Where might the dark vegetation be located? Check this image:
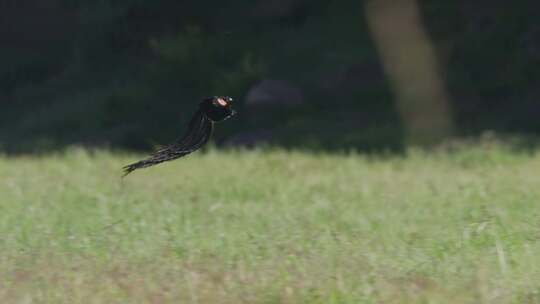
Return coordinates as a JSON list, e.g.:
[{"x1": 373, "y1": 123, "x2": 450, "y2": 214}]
[{"x1": 1, "y1": 0, "x2": 539, "y2": 153}]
